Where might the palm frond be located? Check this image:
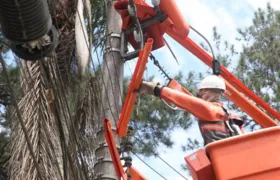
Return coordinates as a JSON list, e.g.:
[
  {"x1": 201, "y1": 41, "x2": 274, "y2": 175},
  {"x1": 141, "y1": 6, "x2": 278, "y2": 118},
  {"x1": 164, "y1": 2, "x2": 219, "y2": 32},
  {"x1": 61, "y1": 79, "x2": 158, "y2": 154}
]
[{"x1": 9, "y1": 60, "x2": 63, "y2": 180}]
